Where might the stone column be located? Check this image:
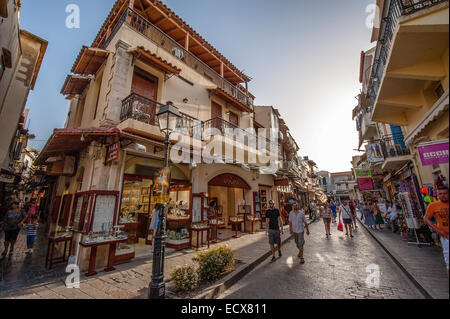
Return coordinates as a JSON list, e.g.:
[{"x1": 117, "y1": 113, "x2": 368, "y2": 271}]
[{"x1": 102, "y1": 40, "x2": 132, "y2": 125}]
